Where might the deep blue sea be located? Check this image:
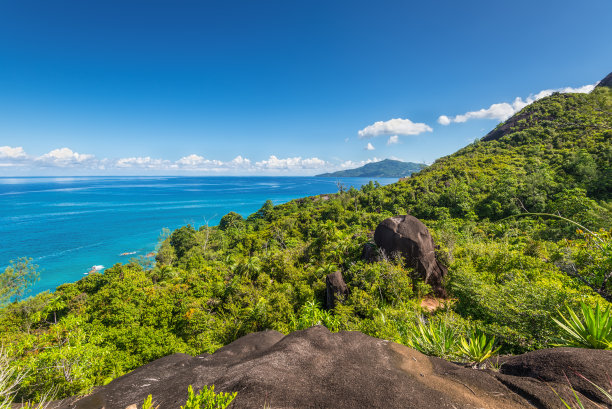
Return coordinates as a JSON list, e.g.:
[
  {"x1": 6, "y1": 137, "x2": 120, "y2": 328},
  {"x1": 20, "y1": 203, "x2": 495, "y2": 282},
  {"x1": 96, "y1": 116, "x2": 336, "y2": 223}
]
[{"x1": 0, "y1": 176, "x2": 395, "y2": 296}]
